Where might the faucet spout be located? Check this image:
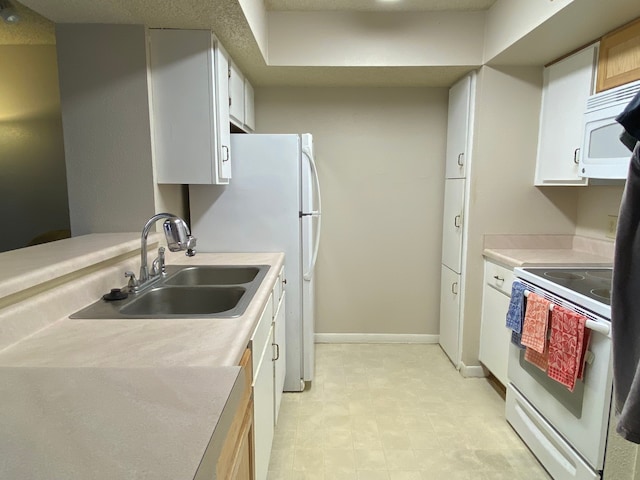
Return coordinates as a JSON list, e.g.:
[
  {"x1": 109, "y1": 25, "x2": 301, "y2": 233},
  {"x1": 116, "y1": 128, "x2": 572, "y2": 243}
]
[{"x1": 138, "y1": 213, "x2": 196, "y2": 287}]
